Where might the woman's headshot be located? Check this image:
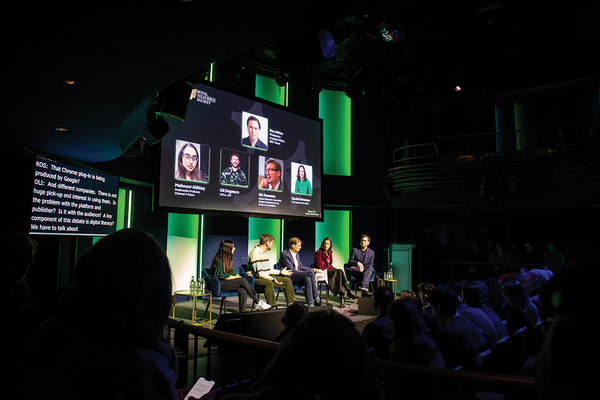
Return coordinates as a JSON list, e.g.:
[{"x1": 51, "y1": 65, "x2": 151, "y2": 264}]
[
  {"x1": 293, "y1": 163, "x2": 312, "y2": 196},
  {"x1": 175, "y1": 141, "x2": 204, "y2": 182}
]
